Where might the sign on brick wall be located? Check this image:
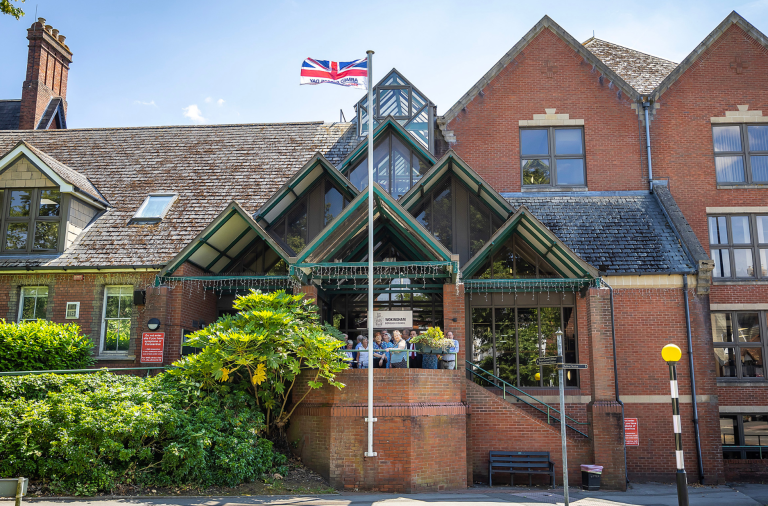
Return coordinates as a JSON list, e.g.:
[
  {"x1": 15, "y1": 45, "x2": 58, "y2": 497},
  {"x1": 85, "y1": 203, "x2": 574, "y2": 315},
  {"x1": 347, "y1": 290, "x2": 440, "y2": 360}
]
[
  {"x1": 141, "y1": 332, "x2": 165, "y2": 363},
  {"x1": 625, "y1": 418, "x2": 639, "y2": 446}
]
